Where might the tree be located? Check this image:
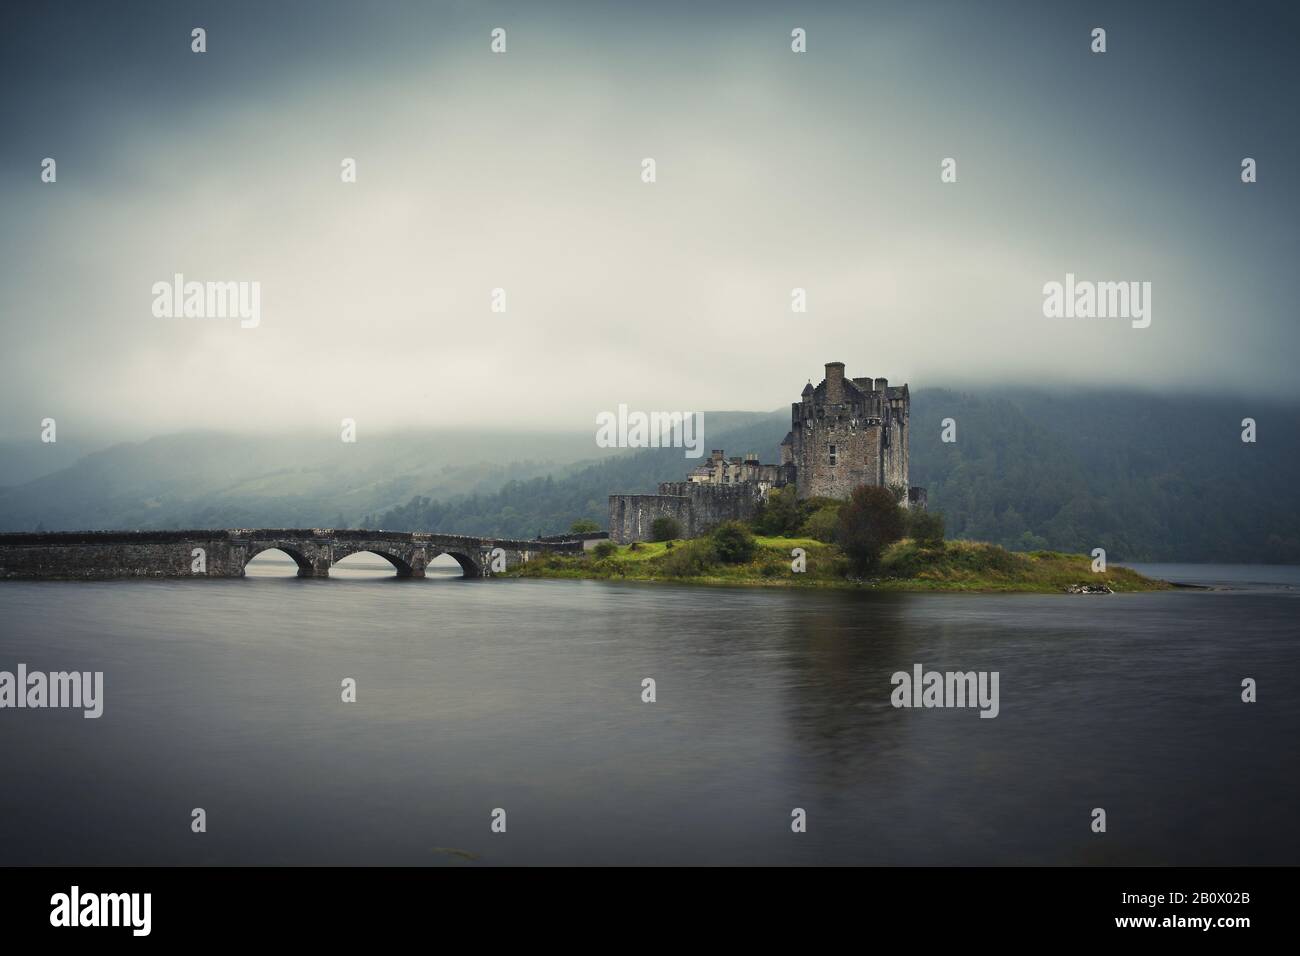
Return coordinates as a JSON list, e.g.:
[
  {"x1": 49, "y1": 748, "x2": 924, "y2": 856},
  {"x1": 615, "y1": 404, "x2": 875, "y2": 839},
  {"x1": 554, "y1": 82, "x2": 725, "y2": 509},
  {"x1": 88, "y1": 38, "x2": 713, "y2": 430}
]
[
  {"x1": 907, "y1": 509, "x2": 945, "y2": 547},
  {"x1": 836, "y1": 485, "x2": 907, "y2": 575},
  {"x1": 710, "y1": 521, "x2": 757, "y2": 564},
  {"x1": 753, "y1": 486, "x2": 802, "y2": 536},
  {"x1": 569, "y1": 518, "x2": 601, "y2": 534},
  {"x1": 650, "y1": 516, "x2": 683, "y2": 541}
]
